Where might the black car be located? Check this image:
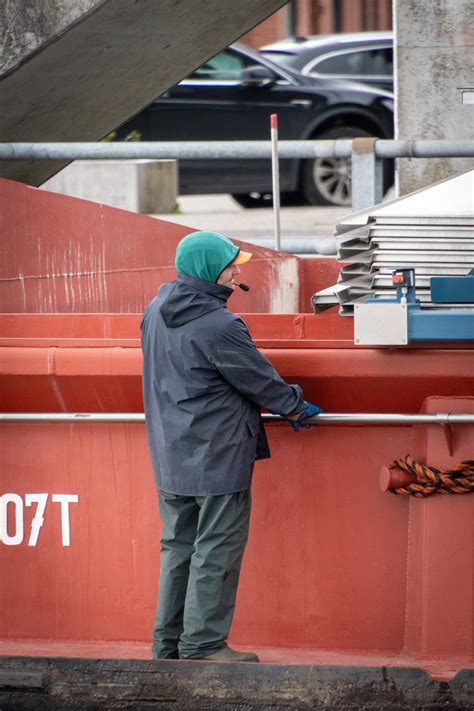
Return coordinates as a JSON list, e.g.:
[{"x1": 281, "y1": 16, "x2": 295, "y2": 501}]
[
  {"x1": 115, "y1": 43, "x2": 394, "y2": 207},
  {"x1": 260, "y1": 32, "x2": 393, "y2": 92}
]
